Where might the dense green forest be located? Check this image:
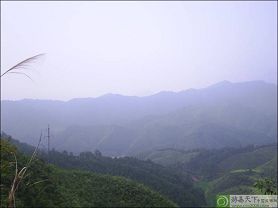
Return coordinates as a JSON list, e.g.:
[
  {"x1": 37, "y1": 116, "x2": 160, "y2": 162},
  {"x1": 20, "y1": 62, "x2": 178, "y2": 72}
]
[
  {"x1": 2, "y1": 134, "x2": 205, "y2": 207},
  {"x1": 1, "y1": 137, "x2": 177, "y2": 207},
  {"x1": 137, "y1": 144, "x2": 277, "y2": 206},
  {"x1": 2, "y1": 133, "x2": 277, "y2": 207}
]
